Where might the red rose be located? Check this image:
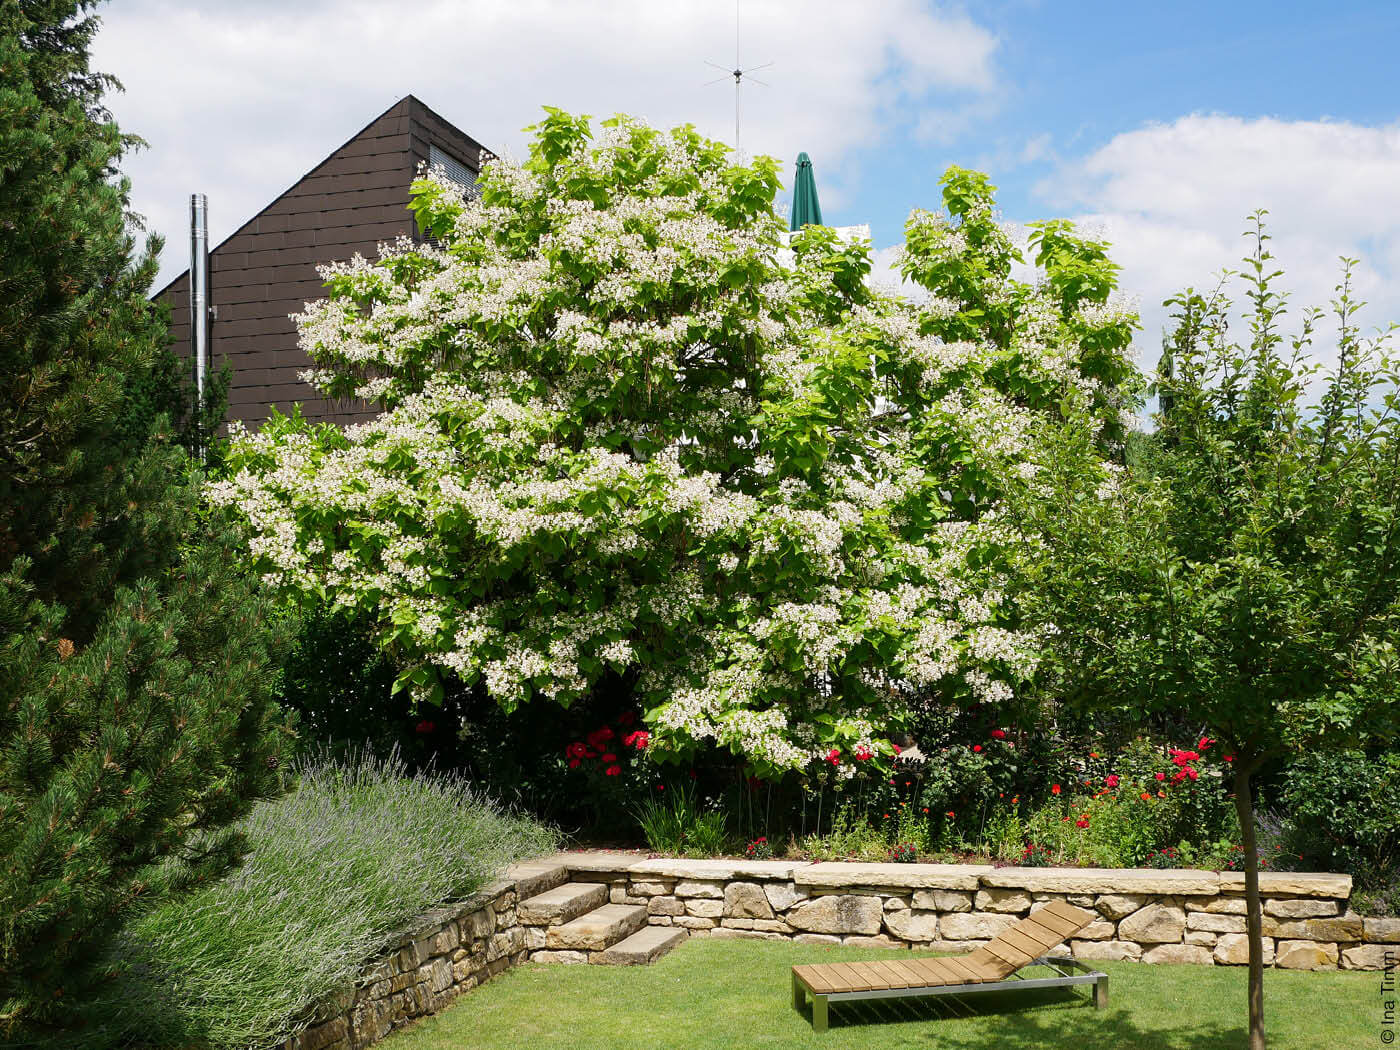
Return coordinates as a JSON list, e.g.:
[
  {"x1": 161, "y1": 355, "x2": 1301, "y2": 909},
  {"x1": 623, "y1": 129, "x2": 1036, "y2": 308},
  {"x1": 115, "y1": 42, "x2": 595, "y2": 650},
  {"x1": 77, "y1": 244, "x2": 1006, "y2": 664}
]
[
  {"x1": 826, "y1": 748, "x2": 840, "y2": 766},
  {"x1": 1075, "y1": 818, "x2": 1090, "y2": 829},
  {"x1": 601, "y1": 753, "x2": 617, "y2": 763},
  {"x1": 1155, "y1": 772, "x2": 1166, "y2": 781},
  {"x1": 605, "y1": 765, "x2": 621, "y2": 776},
  {"x1": 1051, "y1": 784, "x2": 1061, "y2": 795},
  {"x1": 972, "y1": 745, "x2": 982, "y2": 753},
  {"x1": 990, "y1": 729, "x2": 1006, "y2": 739},
  {"x1": 1104, "y1": 775, "x2": 1119, "y2": 788}
]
